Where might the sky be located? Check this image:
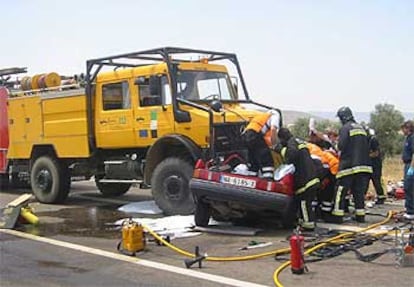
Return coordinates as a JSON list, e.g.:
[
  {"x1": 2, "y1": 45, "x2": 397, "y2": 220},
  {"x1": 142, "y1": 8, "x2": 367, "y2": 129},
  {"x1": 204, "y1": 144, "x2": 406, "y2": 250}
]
[{"x1": 1, "y1": 0, "x2": 413, "y2": 113}]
